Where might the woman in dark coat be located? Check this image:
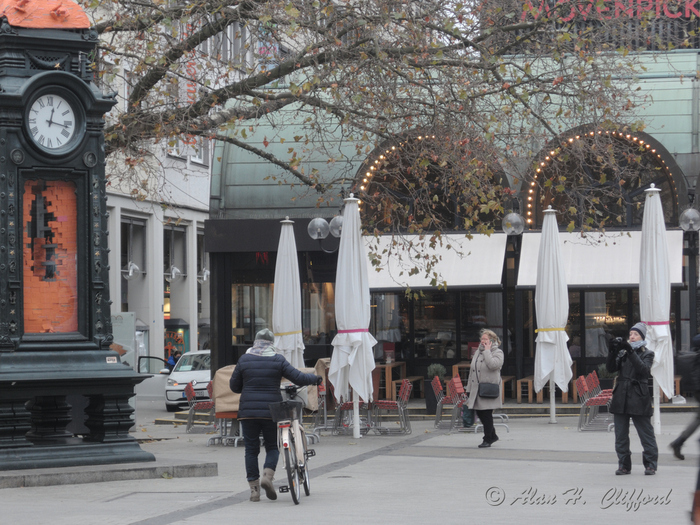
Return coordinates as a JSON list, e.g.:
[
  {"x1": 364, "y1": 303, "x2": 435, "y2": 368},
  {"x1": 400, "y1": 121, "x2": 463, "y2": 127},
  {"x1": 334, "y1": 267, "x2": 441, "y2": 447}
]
[
  {"x1": 230, "y1": 329, "x2": 321, "y2": 502},
  {"x1": 606, "y1": 322, "x2": 658, "y2": 475}
]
